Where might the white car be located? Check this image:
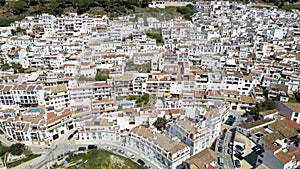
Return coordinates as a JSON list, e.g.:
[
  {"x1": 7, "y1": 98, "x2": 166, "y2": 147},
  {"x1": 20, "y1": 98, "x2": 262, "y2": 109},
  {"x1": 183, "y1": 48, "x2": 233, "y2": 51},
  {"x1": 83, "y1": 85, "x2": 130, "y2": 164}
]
[
  {"x1": 103, "y1": 146, "x2": 110, "y2": 150},
  {"x1": 130, "y1": 154, "x2": 135, "y2": 159}
]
